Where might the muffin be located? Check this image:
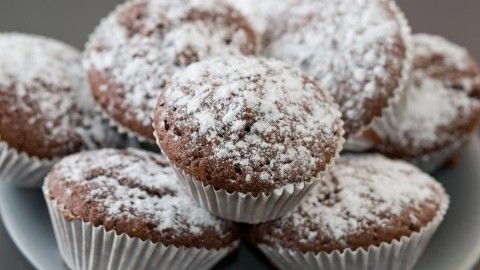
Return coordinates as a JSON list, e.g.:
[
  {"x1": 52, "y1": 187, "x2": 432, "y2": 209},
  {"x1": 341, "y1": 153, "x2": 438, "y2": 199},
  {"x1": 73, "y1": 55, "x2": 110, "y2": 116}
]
[
  {"x1": 153, "y1": 56, "x2": 344, "y2": 223},
  {"x1": 83, "y1": 0, "x2": 259, "y2": 144},
  {"x1": 250, "y1": 154, "x2": 449, "y2": 270},
  {"x1": 373, "y1": 34, "x2": 480, "y2": 172},
  {"x1": 43, "y1": 148, "x2": 238, "y2": 270},
  {"x1": 0, "y1": 33, "x2": 121, "y2": 187},
  {"x1": 264, "y1": 0, "x2": 412, "y2": 149}
]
